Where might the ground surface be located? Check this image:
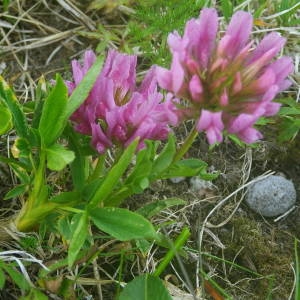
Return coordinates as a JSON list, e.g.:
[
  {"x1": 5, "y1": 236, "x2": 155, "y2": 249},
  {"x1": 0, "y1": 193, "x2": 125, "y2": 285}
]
[{"x1": 0, "y1": 1, "x2": 299, "y2": 299}]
